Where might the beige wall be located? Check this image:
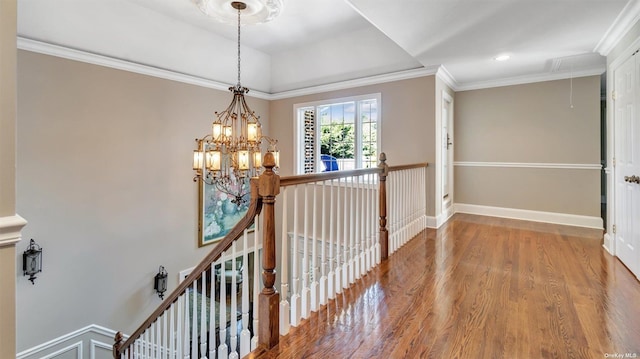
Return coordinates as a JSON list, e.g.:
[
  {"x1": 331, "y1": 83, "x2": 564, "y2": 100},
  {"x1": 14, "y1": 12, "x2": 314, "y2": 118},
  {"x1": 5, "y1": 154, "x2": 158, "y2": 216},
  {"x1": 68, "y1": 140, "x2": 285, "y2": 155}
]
[
  {"x1": 269, "y1": 76, "x2": 437, "y2": 215},
  {"x1": 1, "y1": 0, "x2": 17, "y2": 216},
  {"x1": 454, "y1": 76, "x2": 601, "y2": 217},
  {"x1": 15, "y1": 50, "x2": 270, "y2": 351},
  {"x1": 0, "y1": 1, "x2": 19, "y2": 359}
]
